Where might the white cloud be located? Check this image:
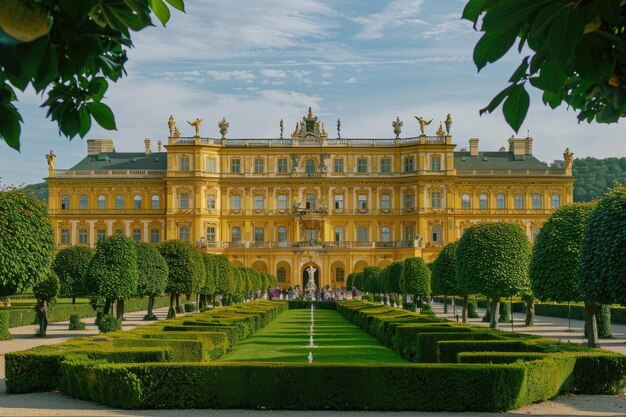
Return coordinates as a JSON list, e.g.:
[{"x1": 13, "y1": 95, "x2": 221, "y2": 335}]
[
  {"x1": 261, "y1": 69, "x2": 287, "y2": 78},
  {"x1": 354, "y1": 0, "x2": 426, "y2": 40},
  {"x1": 205, "y1": 70, "x2": 256, "y2": 81},
  {"x1": 344, "y1": 77, "x2": 357, "y2": 84}
]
